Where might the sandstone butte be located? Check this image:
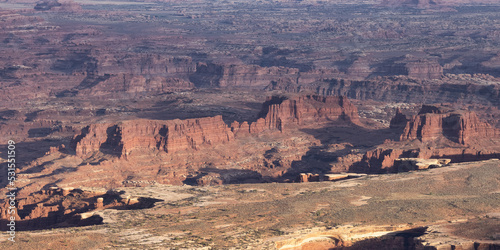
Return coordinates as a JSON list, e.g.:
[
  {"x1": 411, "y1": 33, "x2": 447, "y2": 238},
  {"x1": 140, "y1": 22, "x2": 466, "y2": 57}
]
[
  {"x1": 357, "y1": 105, "x2": 500, "y2": 173},
  {"x1": 71, "y1": 115, "x2": 235, "y2": 158},
  {"x1": 72, "y1": 95, "x2": 360, "y2": 158},
  {"x1": 398, "y1": 104, "x2": 499, "y2": 145}
]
